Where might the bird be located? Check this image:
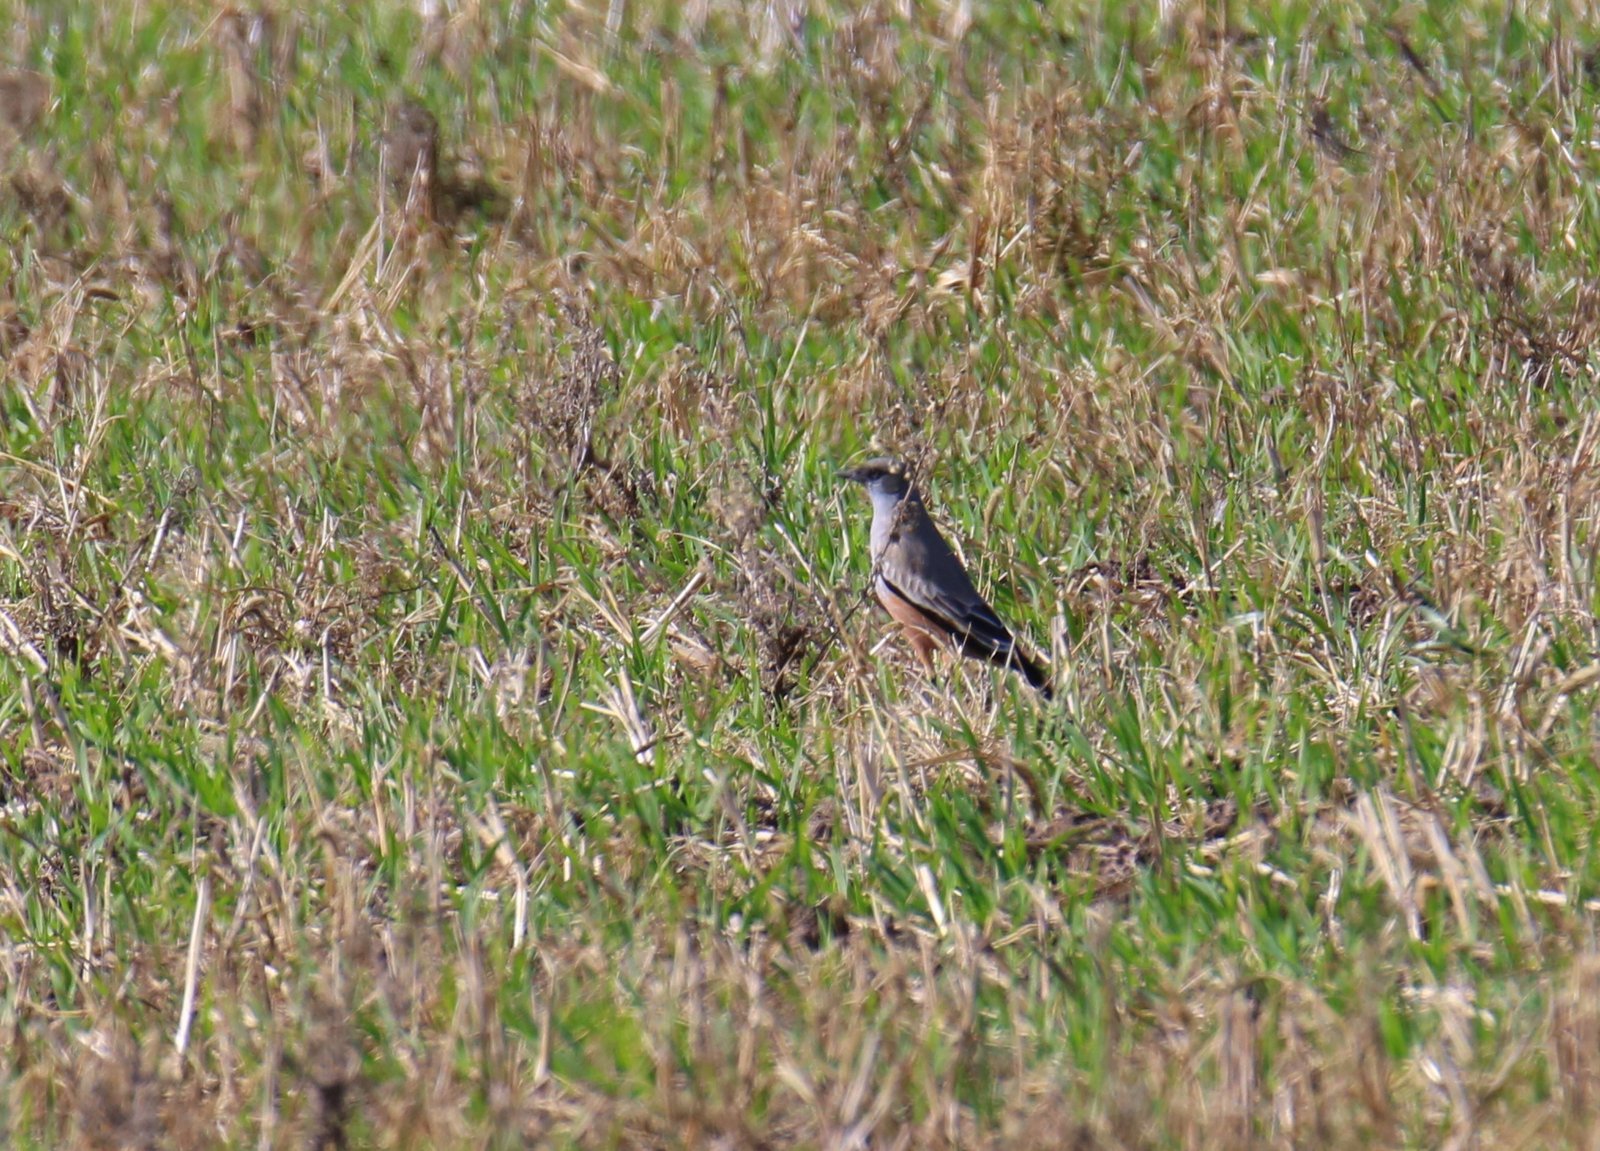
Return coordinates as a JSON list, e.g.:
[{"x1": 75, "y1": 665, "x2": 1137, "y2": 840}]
[{"x1": 838, "y1": 458, "x2": 1052, "y2": 697}]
